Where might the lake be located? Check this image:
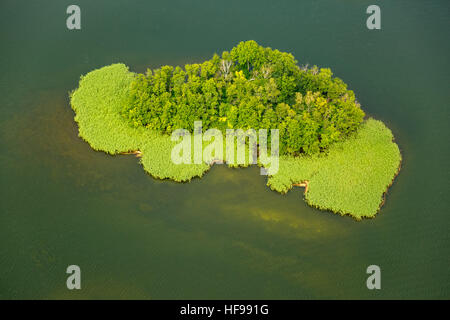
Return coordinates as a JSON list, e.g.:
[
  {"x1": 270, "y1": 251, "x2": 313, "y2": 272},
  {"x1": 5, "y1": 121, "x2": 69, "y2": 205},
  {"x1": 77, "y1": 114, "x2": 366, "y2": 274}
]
[{"x1": 0, "y1": 0, "x2": 449, "y2": 299}]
